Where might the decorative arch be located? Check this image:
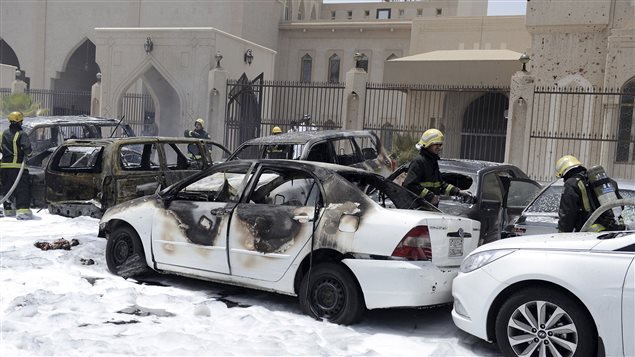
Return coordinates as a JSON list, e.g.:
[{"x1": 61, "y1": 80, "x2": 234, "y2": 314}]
[
  {"x1": 53, "y1": 38, "x2": 100, "y2": 91},
  {"x1": 0, "y1": 39, "x2": 20, "y2": 69},
  {"x1": 386, "y1": 53, "x2": 398, "y2": 61},
  {"x1": 300, "y1": 53, "x2": 312, "y2": 82},
  {"x1": 310, "y1": 5, "x2": 317, "y2": 20},
  {"x1": 328, "y1": 53, "x2": 340, "y2": 83},
  {"x1": 113, "y1": 57, "x2": 186, "y2": 137}
]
